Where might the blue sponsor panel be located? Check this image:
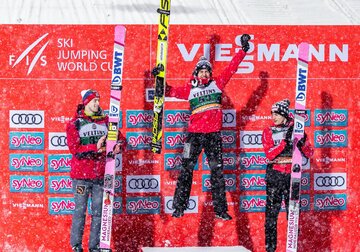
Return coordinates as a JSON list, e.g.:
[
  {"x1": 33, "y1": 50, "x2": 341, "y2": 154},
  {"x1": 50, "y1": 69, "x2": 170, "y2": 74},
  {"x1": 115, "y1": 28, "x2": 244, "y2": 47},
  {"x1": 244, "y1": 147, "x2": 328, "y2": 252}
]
[
  {"x1": 301, "y1": 173, "x2": 311, "y2": 191},
  {"x1": 314, "y1": 130, "x2": 348, "y2": 148},
  {"x1": 164, "y1": 110, "x2": 190, "y2": 128},
  {"x1": 315, "y1": 109, "x2": 348, "y2": 127},
  {"x1": 164, "y1": 132, "x2": 187, "y2": 150},
  {"x1": 289, "y1": 109, "x2": 311, "y2": 126},
  {"x1": 221, "y1": 130, "x2": 237, "y2": 149},
  {"x1": 113, "y1": 196, "x2": 122, "y2": 214},
  {"x1": 48, "y1": 197, "x2": 75, "y2": 215},
  {"x1": 240, "y1": 152, "x2": 268, "y2": 170},
  {"x1": 114, "y1": 175, "x2": 122, "y2": 193},
  {"x1": 9, "y1": 154, "x2": 44, "y2": 172},
  {"x1": 104, "y1": 110, "x2": 123, "y2": 128},
  {"x1": 48, "y1": 176, "x2": 73, "y2": 194},
  {"x1": 10, "y1": 175, "x2": 45, "y2": 193},
  {"x1": 48, "y1": 154, "x2": 72, "y2": 173},
  {"x1": 164, "y1": 153, "x2": 198, "y2": 171},
  {"x1": 300, "y1": 194, "x2": 311, "y2": 211},
  {"x1": 202, "y1": 174, "x2": 236, "y2": 192},
  {"x1": 240, "y1": 195, "x2": 266, "y2": 212},
  {"x1": 126, "y1": 132, "x2": 152, "y2": 150},
  {"x1": 202, "y1": 152, "x2": 236, "y2": 170},
  {"x1": 126, "y1": 196, "x2": 161, "y2": 214},
  {"x1": 240, "y1": 173, "x2": 266, "y2": 191},
  {"x1": 126, "y1": 110, "x2": 153, "y2": 128},
  {"x1": 314, "y1": 193, "x2": 347, "y2": 211},
  {"x1": 9, "y1": 131, "x2": 44, "y2": 150}
]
